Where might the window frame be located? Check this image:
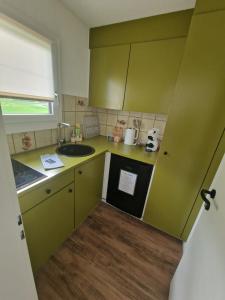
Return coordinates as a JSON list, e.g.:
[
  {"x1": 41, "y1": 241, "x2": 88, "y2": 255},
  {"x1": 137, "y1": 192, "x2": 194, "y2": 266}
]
[{"x1": 0, "y1": 13, "x2": 62, "y2": 134}]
